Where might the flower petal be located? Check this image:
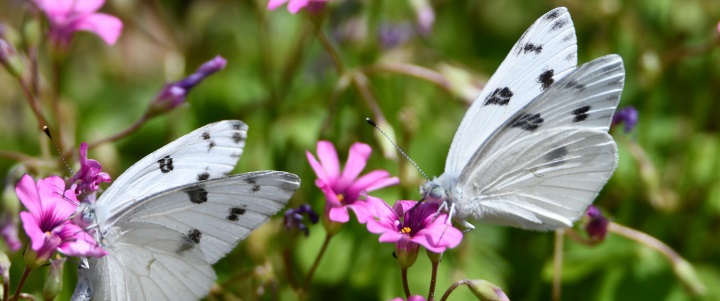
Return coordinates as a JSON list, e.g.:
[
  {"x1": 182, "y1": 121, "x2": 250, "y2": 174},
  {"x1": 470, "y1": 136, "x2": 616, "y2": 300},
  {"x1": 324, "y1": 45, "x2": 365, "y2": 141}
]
[
  {"x1": 346, "y1": 170, "x2": 399, "y2": 196},
  {"x1": 73, "y1": 13, "x2": 123, "y2": 45},
  {"x1": 307, "y1": 150, "x2": 328, "y2": 182},
  {"x1": 287, "y1": 0, "x2": 311, "y2": 14},
  {"x1": 267, "y1": 0, "x2": 289, "y2": 10},
  {"x1": 20, "y1": 212, "x2": 44, "y2": 251},
  {"x1": 57, "y1": 223, "x2": 106, "y2": 257},
  {"x1": 15, "y1": 175, "x2": 42, "y2": 216},
  {"x1": 37, "y1": 176, "x2": 77, "y2": 221},
  {"x1": 327, "y1": 206, "x2": 350, "y2": 223},
  {"x1": 316, "y1": 141, "x2": 340, "y2": 179},
  {"x1": 340, "y1": 142, "x2": 371, "y2": 182},
  {"x1": 346, "y1": 202, "x2": 374, "y2": 224}
]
